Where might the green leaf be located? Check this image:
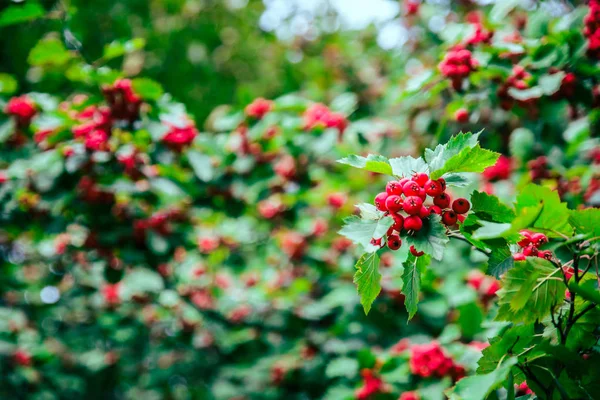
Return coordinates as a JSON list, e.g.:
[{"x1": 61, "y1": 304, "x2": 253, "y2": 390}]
[
  {"x1": 354, "y1": 252, "x2": 381, "y2": 314},
  {"x1": 0, "y1": 74, "x2": 18, "y2": 95},
  {"x1": 514, "y1": 184, "x2": 573, "y2": 237},
  {"x1": 389, "y1": 156, "x2": 429, "y2": 177},
  {"x1": 339, "y1": 216, "x2": 394, "y2": 252},
  {"x1": 470, "y1": 191, "x2": 515, "y2": 223},
  {"x1": 103, "y1": 38, "x2": 145, "y2": 60},
  {"x1": 569, "y1": 208, "x2": 600, "y2": 238},
  {"x1": 447, "y1": 357, "x2": 518, "y2": 400},
  {"x1": 472, "y1": 221, "x2": 512, "y2": 240},
  {"x1": 325, "y1": 357, "x2": 359, "y2": 378},
  {"x1": 28, "y1": 38, "x2": 72, "y2": 67},
  {"x1": 487, "y1": 245, "x2": 514, "y2": 278},
  {"x1": 402, "y1": 253, "x2": 431, "y2": 320},
  {"x1": 430, "y1": 145, "x2": 500, "y2": 180},
  {"x1": 187, "y1": 150, "x2": 214, "y2": 182},
  {"x1": 496, "y1": 258, "x2": 564, "y2": 323},
  {"x1": 337, "y1": 154, "x2": 392, "y2": 175},
  {"x1": 538, "y1": 72, "x2": 565, "y2": 96},
  {"x1": 509, "y1": 128, "x2": 534, "y2": 161},
  {"x1": 356, "y1": 203, "x2": 384, "y2": 220},
  {"x1": 132, "y1": 78, "x2": 164, "y2": 101},
  {"x1": 425, "y1": 131, "x2": 480, "y2": 172},
  {"x1": 507, "y1": 86, "x2": 544, "y2": 101},
  {"x1": 477, "y1": 325, "x2": 533, "y2": 374},
  {"x1": 330, "y1": 93, "x2": 358, "y2": 115},
  {"x1": 0, "y1": 2, "x2": 45, "y2": 27},
  {"x1": 404, "y1": 214, "x2": 449, "y2": 261}
]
